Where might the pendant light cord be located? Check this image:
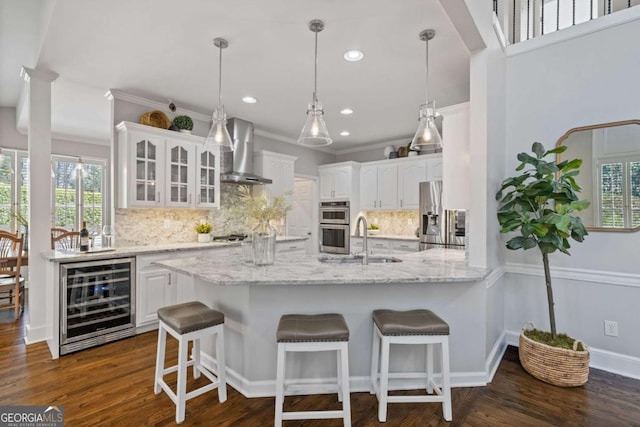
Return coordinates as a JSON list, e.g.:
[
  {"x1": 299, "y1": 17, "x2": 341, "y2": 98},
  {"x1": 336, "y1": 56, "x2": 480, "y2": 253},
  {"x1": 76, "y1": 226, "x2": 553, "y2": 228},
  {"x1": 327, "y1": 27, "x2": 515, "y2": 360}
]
[
  {"x1": 313, "y1": 29, "x2": 318, "y2": 106},
  {"x1": 218, "y1": 43, "x2": 223, "y2": 107},
  {"x1": 424, "y1": 37, "x2": 429, "y2": 103}
]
